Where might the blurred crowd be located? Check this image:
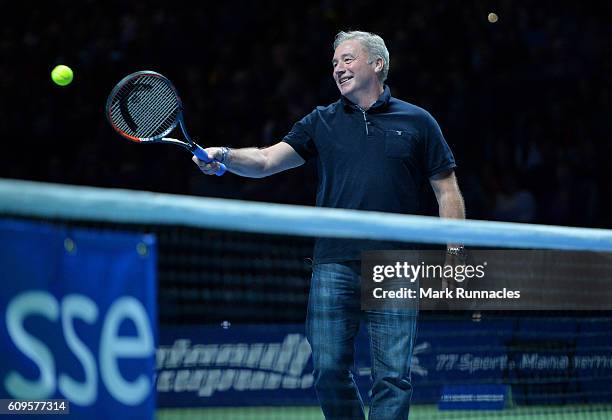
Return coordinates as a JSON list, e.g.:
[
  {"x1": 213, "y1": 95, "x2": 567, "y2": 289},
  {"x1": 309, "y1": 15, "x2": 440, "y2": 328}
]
[{"x1": 2, "y1": 0, "x2": 611, "y2": 228}]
